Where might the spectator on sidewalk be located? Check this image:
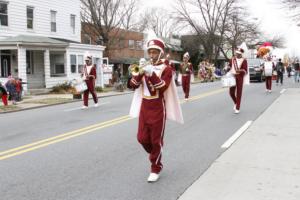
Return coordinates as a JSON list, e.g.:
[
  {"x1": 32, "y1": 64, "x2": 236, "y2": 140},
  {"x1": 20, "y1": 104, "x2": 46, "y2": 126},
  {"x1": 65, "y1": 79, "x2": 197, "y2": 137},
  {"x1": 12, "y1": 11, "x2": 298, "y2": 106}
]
[
  {"x1": 0, "y1": 82, "x2": 8, "y2": 106},
  {"x1": 5, "y1": 78, "x2": 17, "y2": 105},
  {"x1": 286, "y1": 64, "x2": 292, "y2": 78},
  {"x1": 15, "y1": 78, "x2": 23, "y2": 101},
  {"x1": 294, "y1": 59, "x2": 300, "y2": 83},
  {"x1": 81, "y1": 54, "x2": 98, "y2": 109},
  {"x1": 275, "y1": 58, "x2": 285, "y2": 85}
]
